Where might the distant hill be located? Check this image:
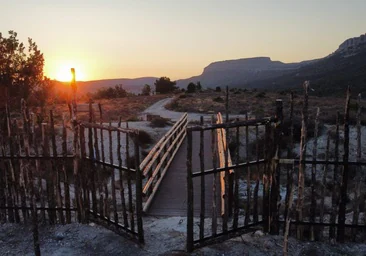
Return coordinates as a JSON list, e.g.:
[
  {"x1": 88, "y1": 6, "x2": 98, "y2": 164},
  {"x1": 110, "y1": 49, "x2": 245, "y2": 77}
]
[
  {"x1": 55, "y1": 77, "x2": 158, "y2": 95},
  {"x1": 248, "y1": 36, "x2": 366, "y2": 96},
  {"x1": 176, "y1": 57, "x2": 317, "y2": 88}
]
